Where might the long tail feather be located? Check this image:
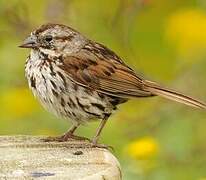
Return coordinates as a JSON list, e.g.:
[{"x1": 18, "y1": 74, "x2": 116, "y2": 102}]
[{"x1": 143, "y1": 80, "x2": 206, "y2": 109}]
